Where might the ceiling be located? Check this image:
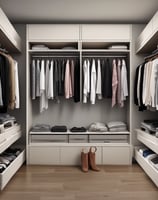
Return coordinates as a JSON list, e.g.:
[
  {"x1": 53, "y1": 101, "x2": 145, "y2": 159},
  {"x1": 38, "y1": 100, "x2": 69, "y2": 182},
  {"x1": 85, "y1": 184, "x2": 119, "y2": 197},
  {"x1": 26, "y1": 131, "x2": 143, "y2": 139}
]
[{"x1": 0, "y1": 0, "x2": 158, "y2": 24}]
